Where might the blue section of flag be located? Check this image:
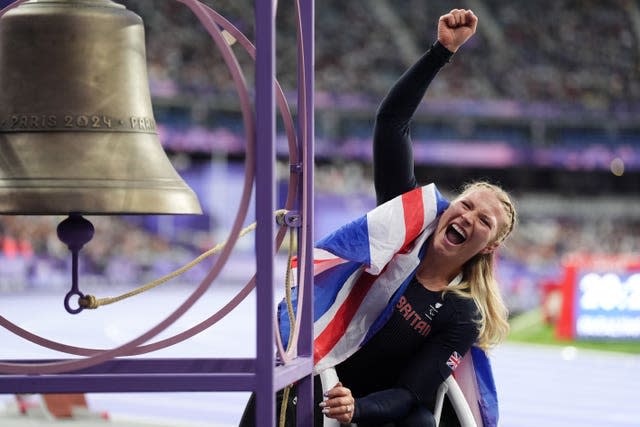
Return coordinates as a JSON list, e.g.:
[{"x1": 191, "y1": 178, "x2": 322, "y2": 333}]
[
  {"x1": 471, "y1": 346, "x2": 499, "y2": 427},
  {"x1": 434, "y1": 186, "x2": 450, "y2": 215},
  {"x1": 316, "y1": 215, "x2": 371, "y2": 267},
  {"x1": 313, "y1": 261, "x2": 362, "y2": 320}
]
